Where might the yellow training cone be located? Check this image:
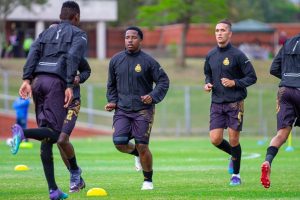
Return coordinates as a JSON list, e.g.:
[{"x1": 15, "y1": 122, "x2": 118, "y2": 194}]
[
  {"x1": 20, "y1": 142, "x2": 33, "y2": 149},
  {"x1": 86, "y1": 188, "x2": 108, "y2": 197},
  {"x1": 14, "y1": 165, "x2": 29, "y2": 171}
]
